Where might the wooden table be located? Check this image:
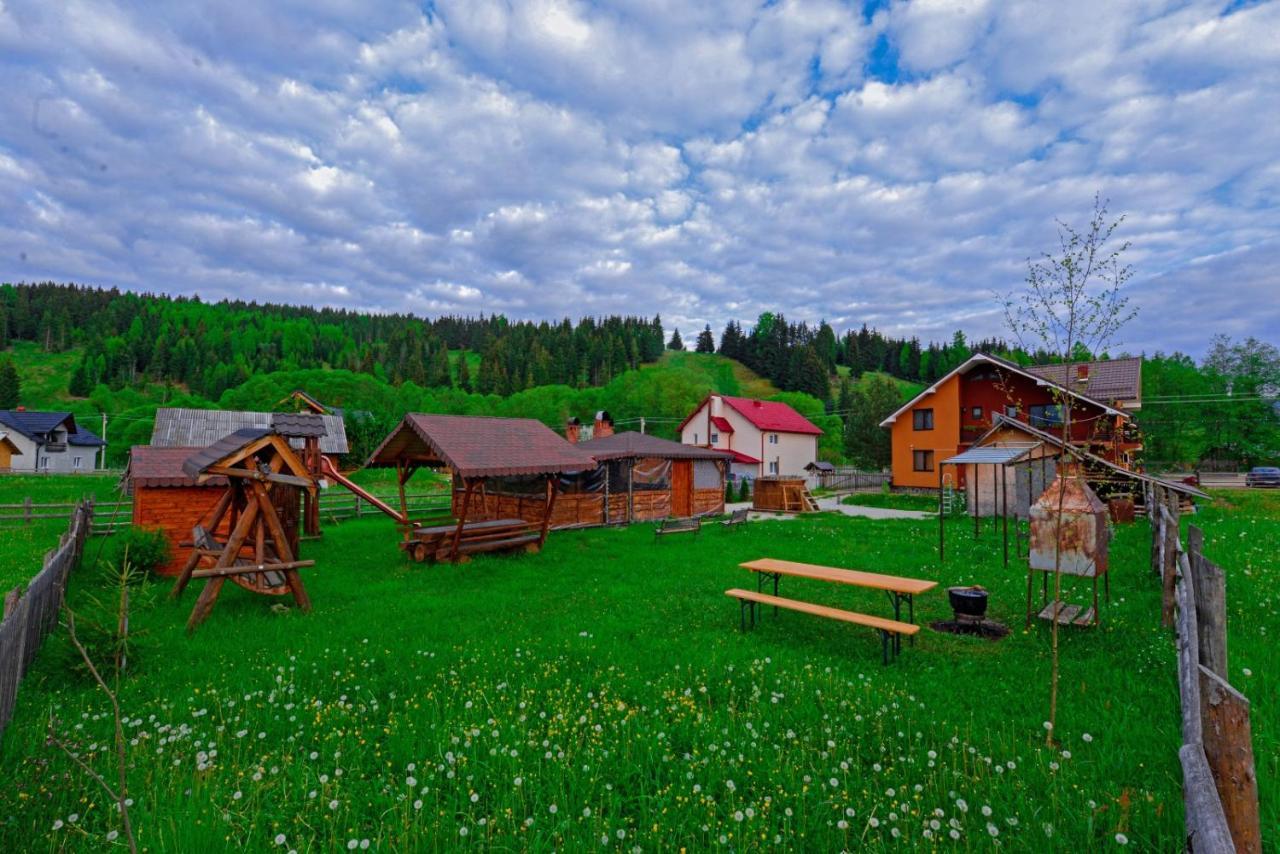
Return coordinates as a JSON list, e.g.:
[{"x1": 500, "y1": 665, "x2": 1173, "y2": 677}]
[
  {"x1": 413, "y1": 518, "x2": 527, "y2": 538},
  {"x1": 739, "y1": 558, "x2": 938, "y2": 650}
]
